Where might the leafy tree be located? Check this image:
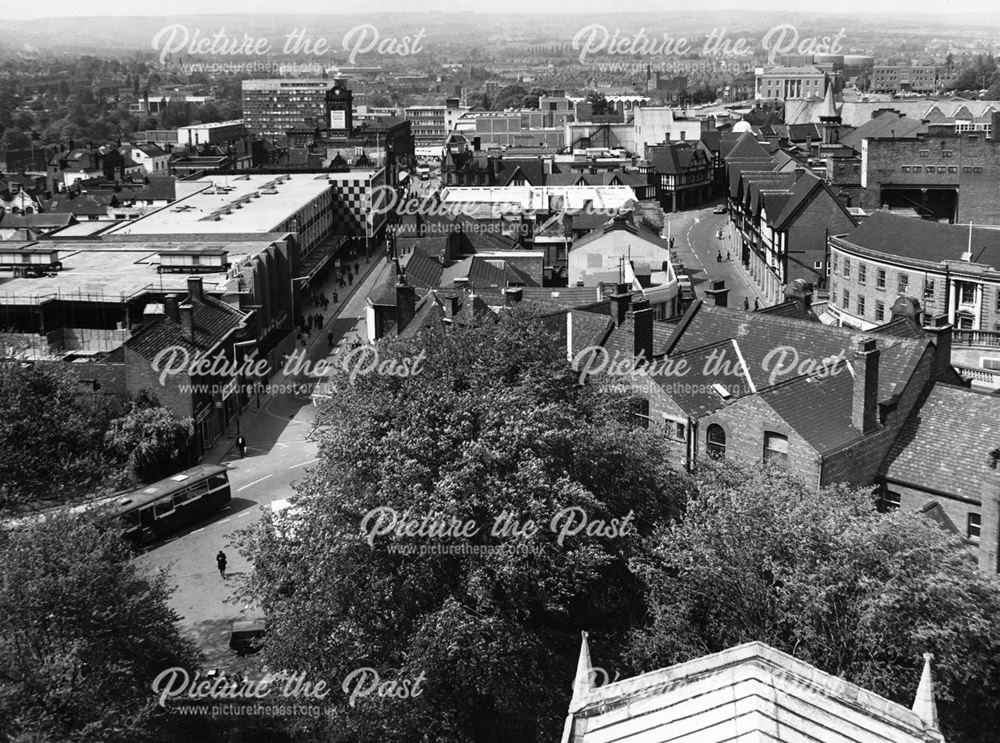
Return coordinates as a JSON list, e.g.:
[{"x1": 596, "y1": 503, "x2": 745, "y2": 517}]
[
  {"x1": 104, "y1": 396, "x2": 192, "y2": 484},
  {"x1": 237, "y1": 310, "x2": 686, "y2": 742},
  {"x1": 626, "y1": 460, "x2": 1000, "y2": 743},
  {"x1": 0, "y1": 513, "x2": 202, "y2": 742},
  {"x1": 0, "y1": 361, "x2": 119, "y2": 512}
]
